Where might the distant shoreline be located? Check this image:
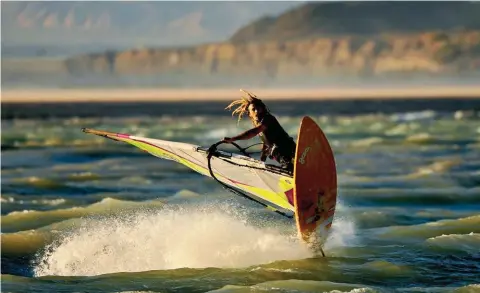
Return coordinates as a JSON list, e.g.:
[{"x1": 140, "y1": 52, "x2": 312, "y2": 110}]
[{"x1": 2, "y1": 86, "x2": 480, "y2": 103}]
